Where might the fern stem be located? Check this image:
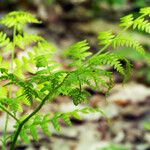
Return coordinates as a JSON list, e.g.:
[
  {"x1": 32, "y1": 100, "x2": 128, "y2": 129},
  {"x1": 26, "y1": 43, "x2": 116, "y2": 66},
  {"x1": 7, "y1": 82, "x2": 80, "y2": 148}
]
[
  {"x1": 9, "y1": 73, "x2": 69, "y2": 150},
  {"x1": 0, "y1": 104, "x2": 19, "y2": 122}
]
